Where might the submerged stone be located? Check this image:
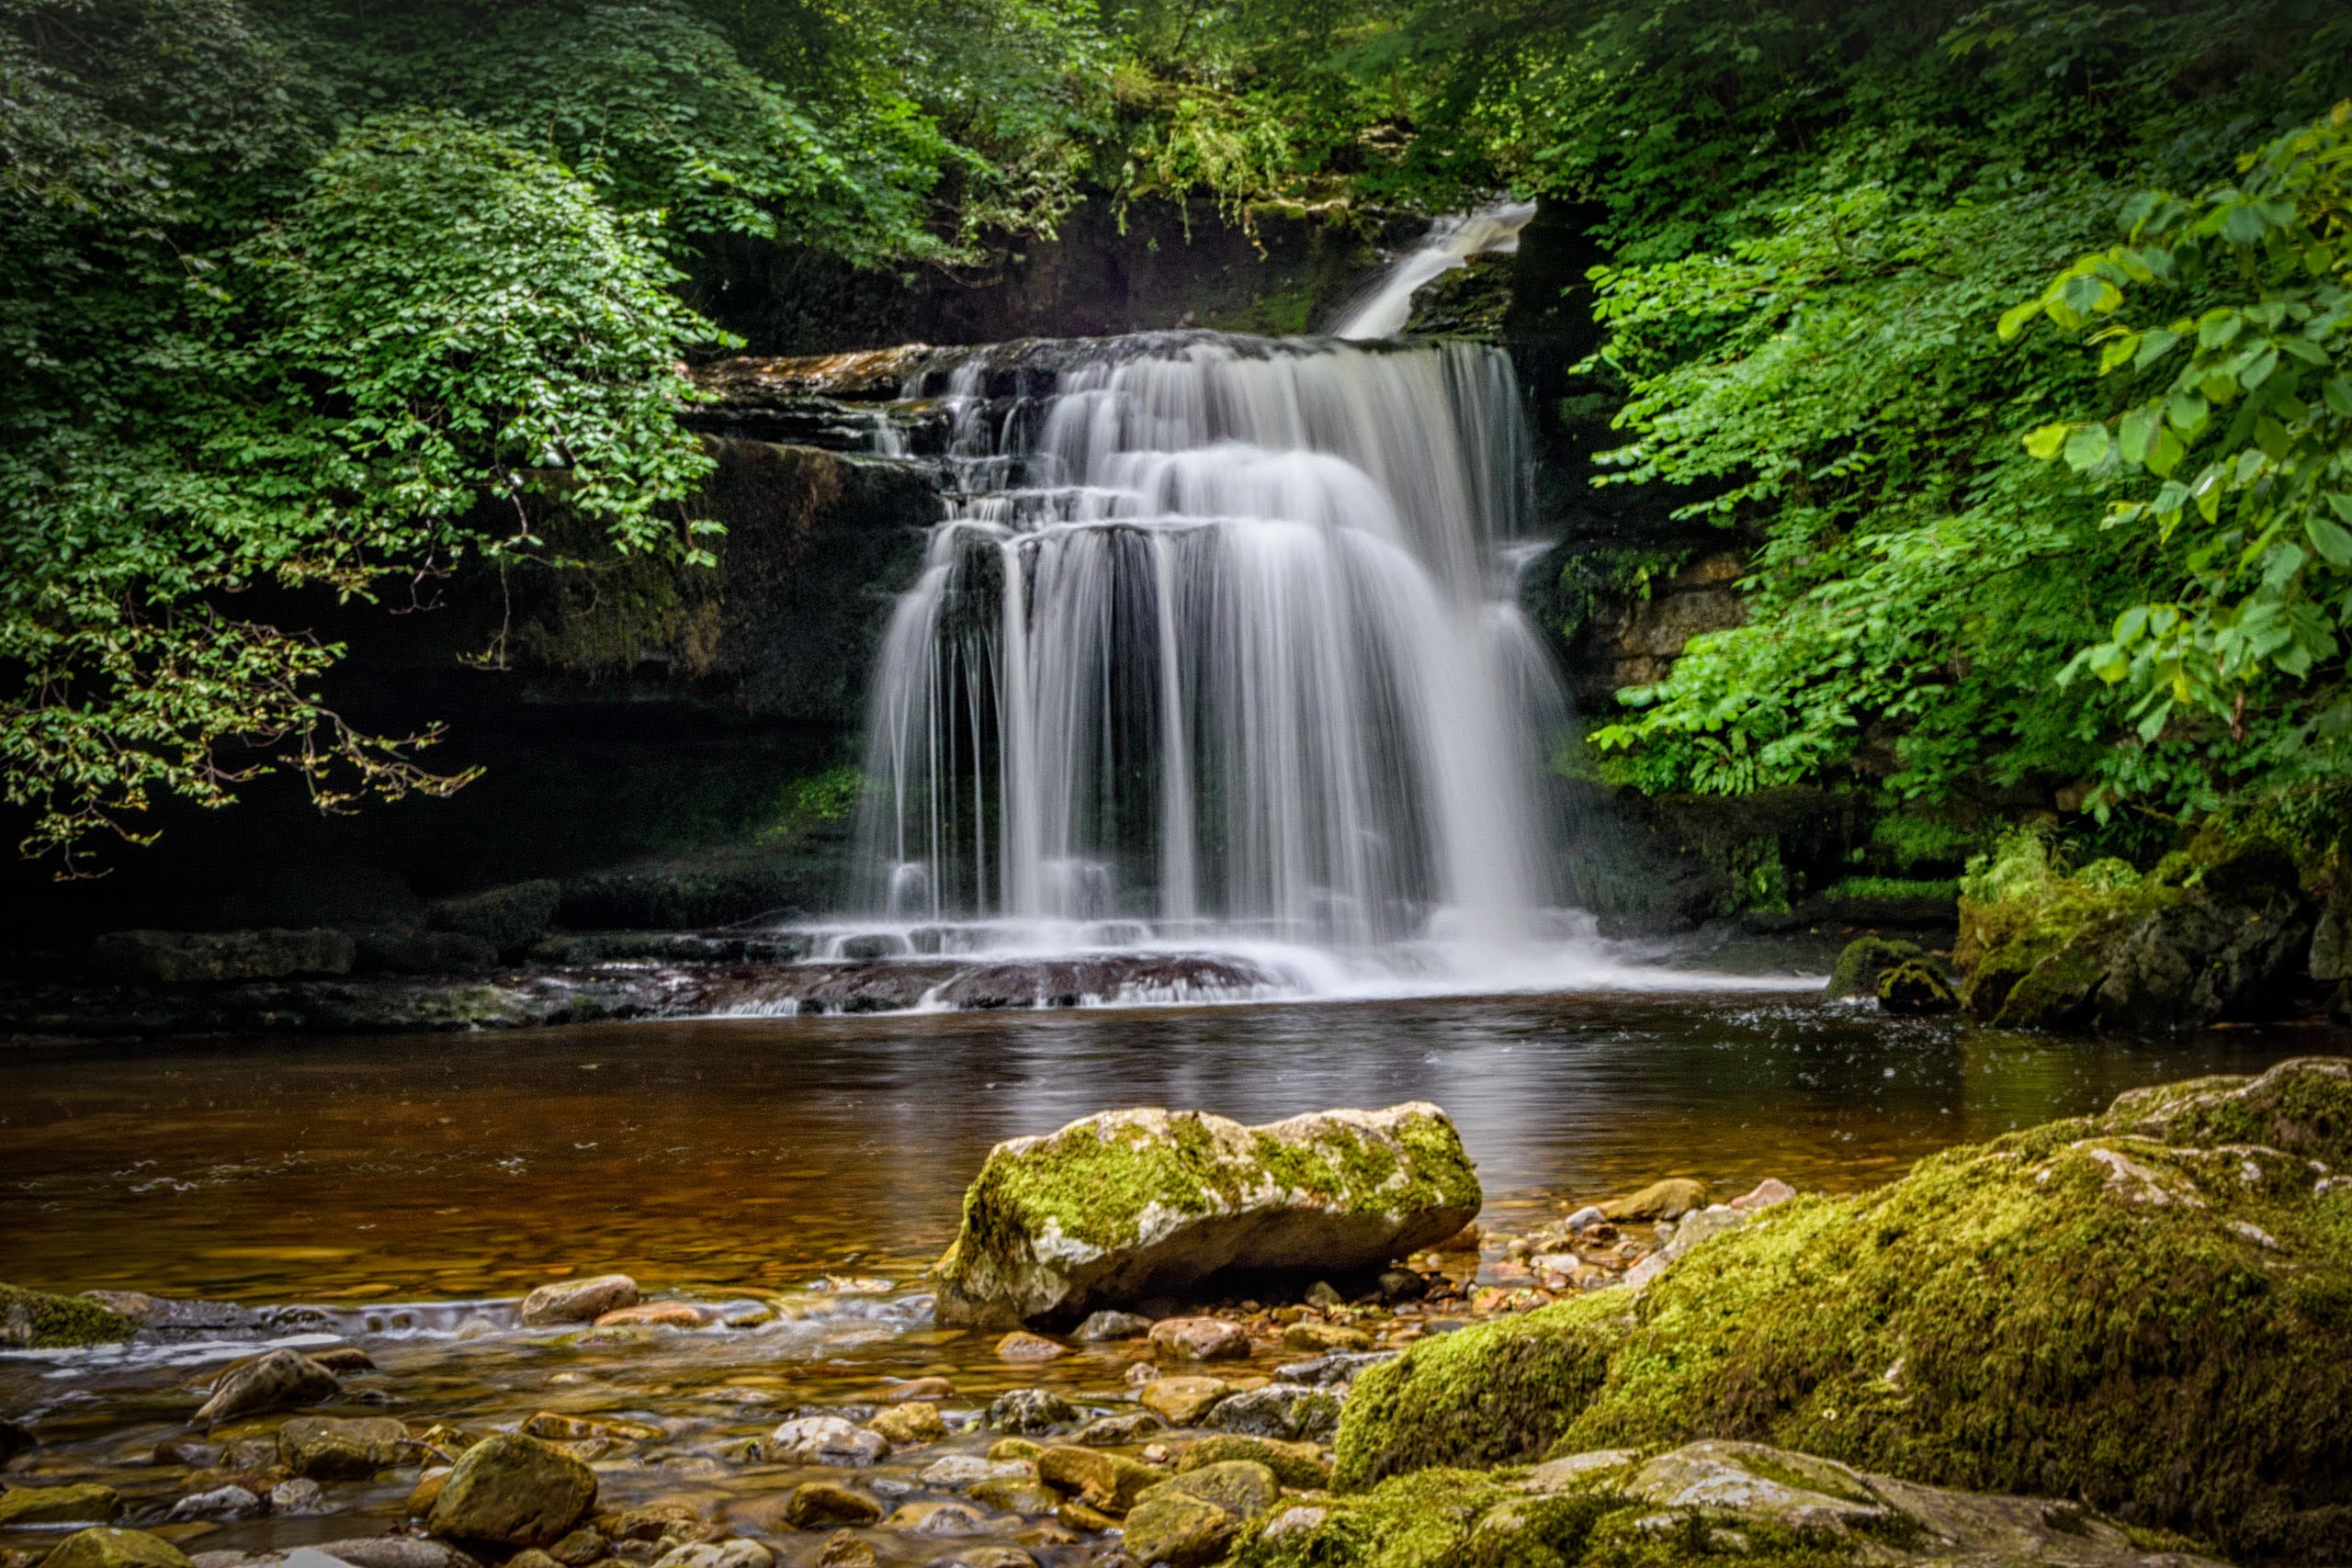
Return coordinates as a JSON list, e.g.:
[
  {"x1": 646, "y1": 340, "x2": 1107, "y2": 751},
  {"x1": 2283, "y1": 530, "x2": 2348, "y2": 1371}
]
[
  {"x1": 193, "y1": 1348, "x2": 339, "y2": 1425},
  {"x1": 1328, "y1": 1058, "x2": 2352, "y2": 1561},
  {"x1": 278, "y1": 1416, "x2": 410, "y2": 1480},
  {"x1": 426, "y1": 1433, "x2": 596, "y2": 1547},
  {"x1": 933, "y1": 1103, "x2": 1481, "y2": 1326}
]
